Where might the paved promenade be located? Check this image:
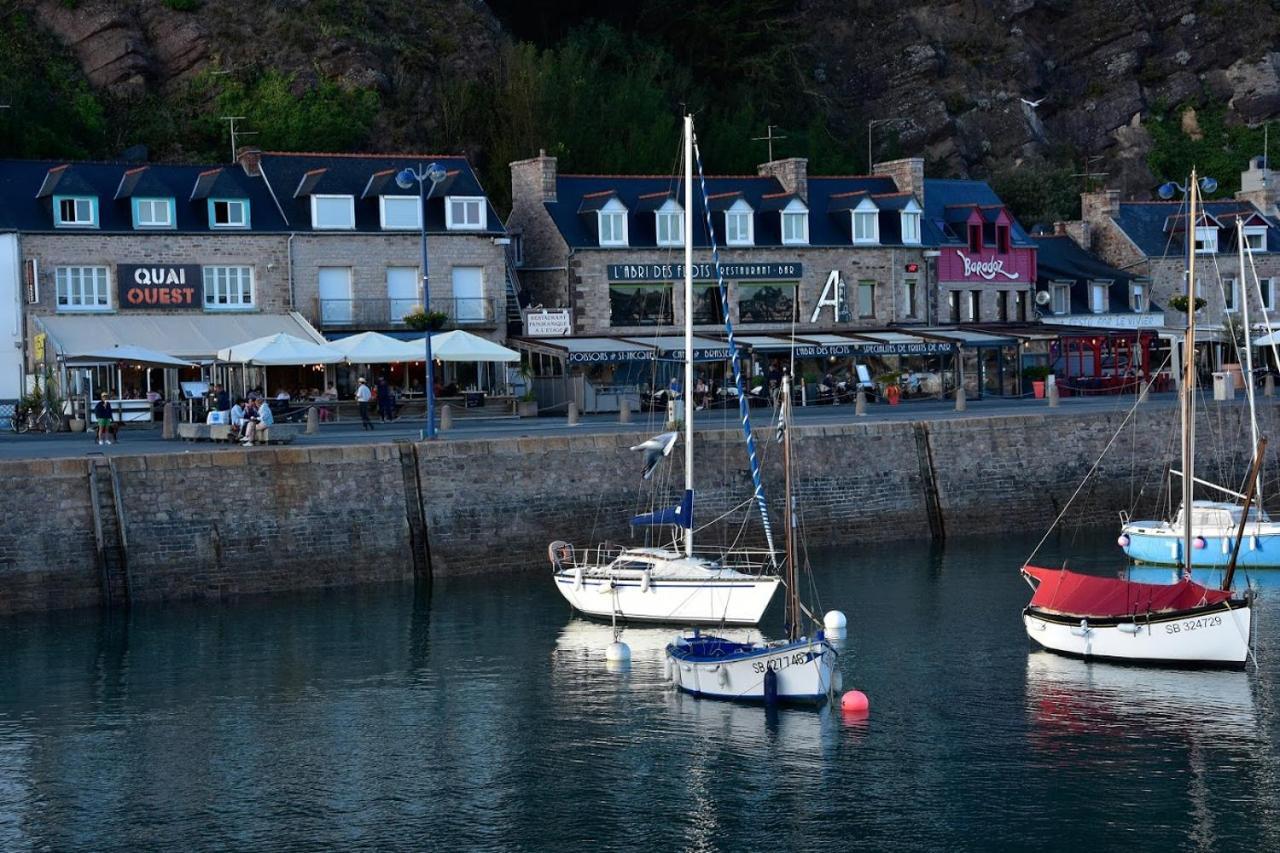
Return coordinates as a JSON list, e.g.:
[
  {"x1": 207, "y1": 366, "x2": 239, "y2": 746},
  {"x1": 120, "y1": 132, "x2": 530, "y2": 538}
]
[{"x1": 0, "y1": 391, "x2": 1202, "y2": 461}]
